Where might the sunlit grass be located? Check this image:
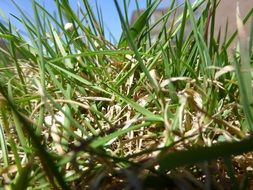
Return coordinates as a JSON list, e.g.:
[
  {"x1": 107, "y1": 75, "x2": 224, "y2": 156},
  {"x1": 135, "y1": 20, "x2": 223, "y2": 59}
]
[{"x1": 0, "y1": 0, "x2": 252, "y2": 189}]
